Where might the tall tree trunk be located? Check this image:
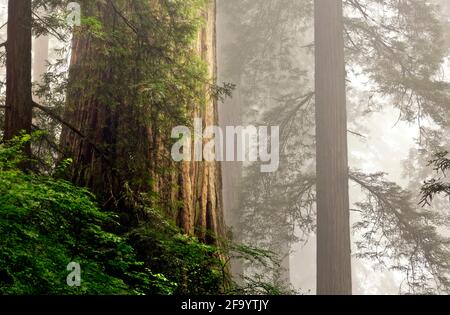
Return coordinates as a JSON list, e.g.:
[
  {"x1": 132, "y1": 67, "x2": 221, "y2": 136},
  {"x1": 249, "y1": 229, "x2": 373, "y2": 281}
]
[
  {"x1": 60, "y1": 0, "x2": 225, "y2": 243},
  {"x1": 4, "y1": 0, "x2": 32, "y2": 156},
  {"x1": 314, "y1": 0, "x2": 352, "y2": 295},
  {"x1": 217, "y1": 0, "x2": 243, "y2": 275},
  {"x1": 178, "y1": 0, "x2": 225, "y2": 243},
  {"x1": 60, "y1": 2, "x2": 119, "y2": 203}
]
